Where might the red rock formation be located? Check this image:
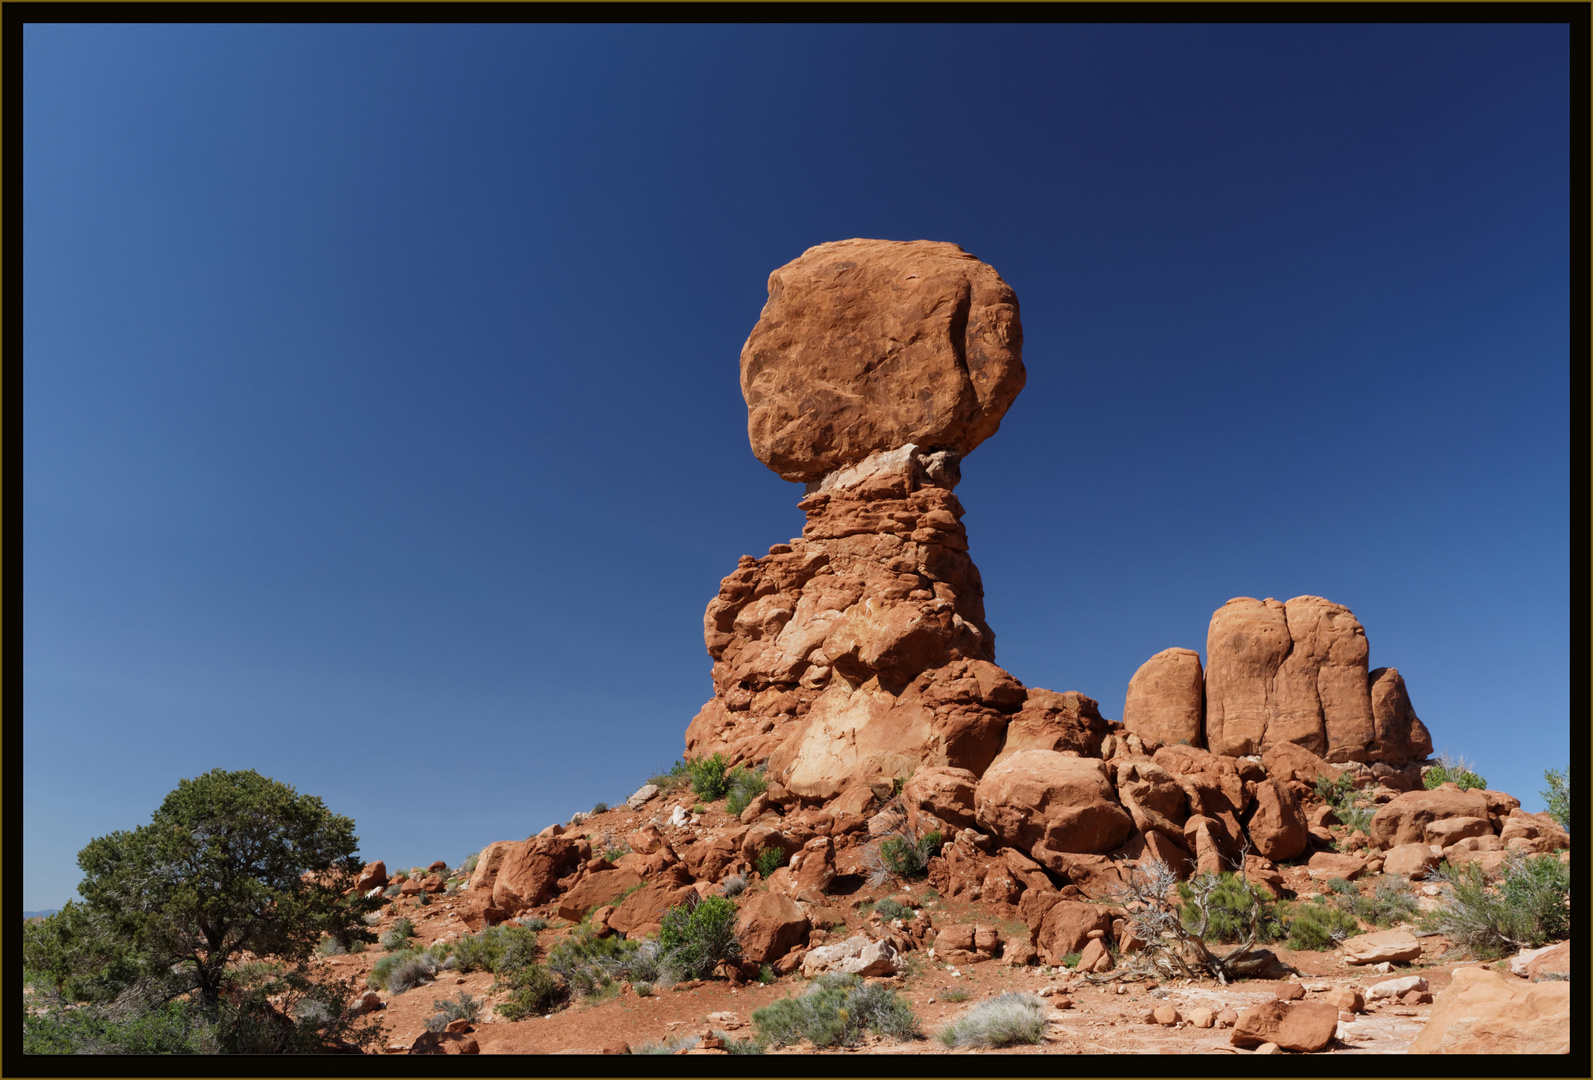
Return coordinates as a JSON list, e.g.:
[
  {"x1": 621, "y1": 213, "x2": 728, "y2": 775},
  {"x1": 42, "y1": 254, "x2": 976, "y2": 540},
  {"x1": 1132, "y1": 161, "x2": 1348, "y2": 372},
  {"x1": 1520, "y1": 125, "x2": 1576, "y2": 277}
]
[
  {"x1": 741, "y1": 239, "x2": 1025, "y2": 484},
  {"x1": 1203, "y1": 596, "x2": 1409, "y2": 763},
  {"x1": 1122, "y1": 647, "x2": 1203, "y2": 750}
]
